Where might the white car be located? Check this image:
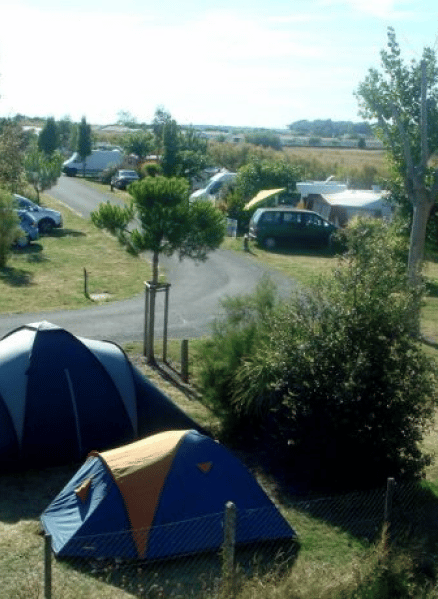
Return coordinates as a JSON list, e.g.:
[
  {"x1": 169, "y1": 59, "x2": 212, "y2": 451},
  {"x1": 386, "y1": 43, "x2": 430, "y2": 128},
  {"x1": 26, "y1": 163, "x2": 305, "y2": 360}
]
[{"x1": 13, "y1": 194, "x2": 63, "y2": 234}]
